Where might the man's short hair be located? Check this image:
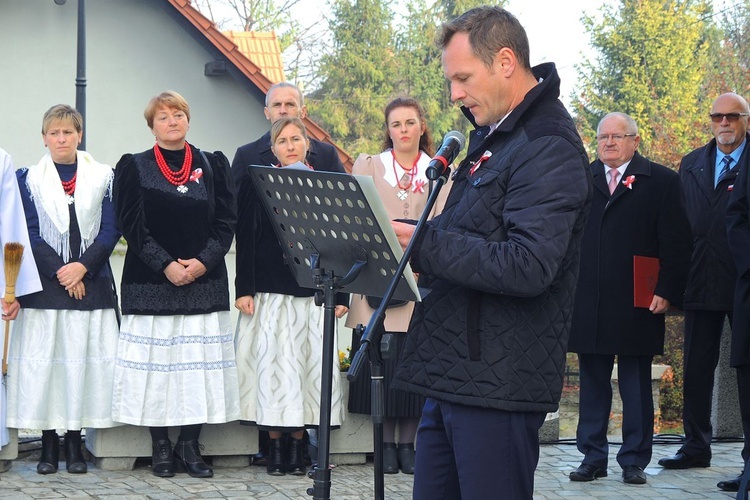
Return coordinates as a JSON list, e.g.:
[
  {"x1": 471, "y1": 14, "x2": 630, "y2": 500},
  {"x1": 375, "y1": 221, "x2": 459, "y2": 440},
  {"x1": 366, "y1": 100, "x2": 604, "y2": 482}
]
[
  {"x1": 265, "y1": 82, "x2": 305, "y2": 107},
  {"x1": 439, "y1": 5, "x2": 530, "y2": 70},
  {"x1": 597, "y1": 112, "x2": 639, "y2": 135}
]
